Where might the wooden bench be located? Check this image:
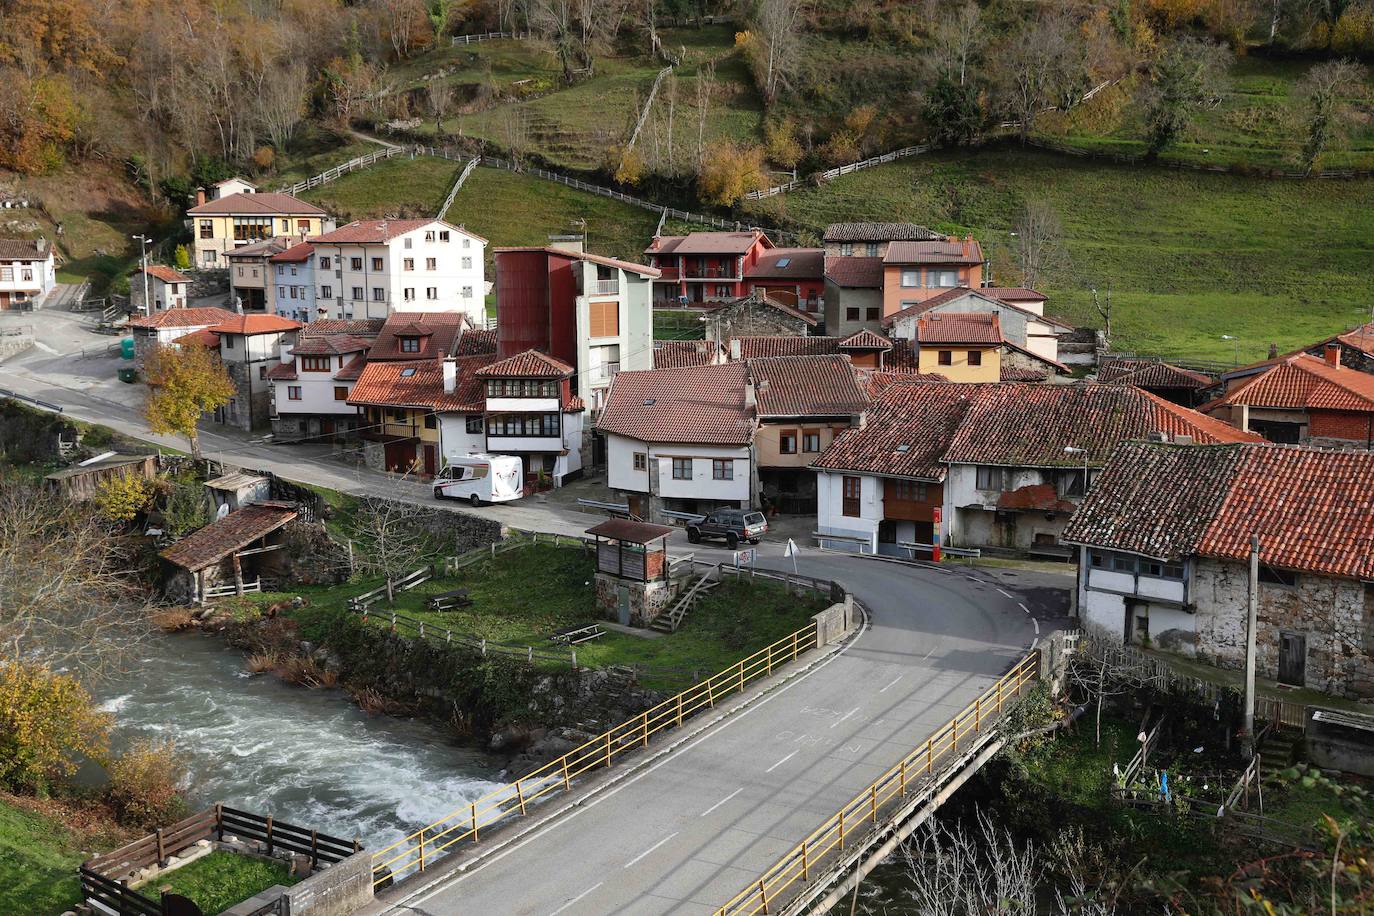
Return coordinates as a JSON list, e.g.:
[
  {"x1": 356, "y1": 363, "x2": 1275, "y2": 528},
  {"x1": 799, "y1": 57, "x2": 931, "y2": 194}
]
[
  {"x1": 427, "y1": 587, "x2": 472, "y2": 612},
  {"x1": 550, "y1": 624, "x2": 605, "y2": 645}
]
